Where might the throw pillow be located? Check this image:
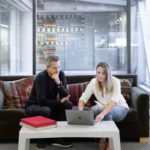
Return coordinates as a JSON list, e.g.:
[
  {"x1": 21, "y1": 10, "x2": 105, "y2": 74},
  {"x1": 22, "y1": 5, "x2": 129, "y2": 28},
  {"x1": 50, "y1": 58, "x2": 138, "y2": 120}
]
[
  {"x1": 0, "y1": 80, "x2": 9, "y2": 108},
  {"x1": 3, "y1": 81, "x2": 21, "y2": 108},
  {"x1": 15, "y1": 76, "x2": 34, "y2": 108},
  {"x1": 67, "y1": 82, "x2": 88, "y2": 106},
  {"x1": 120, "y1": 79, "x2": 132, "y2": 104},
  {"x1": 0, "y1": 90, "x2": 4, "y2": 109}
]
